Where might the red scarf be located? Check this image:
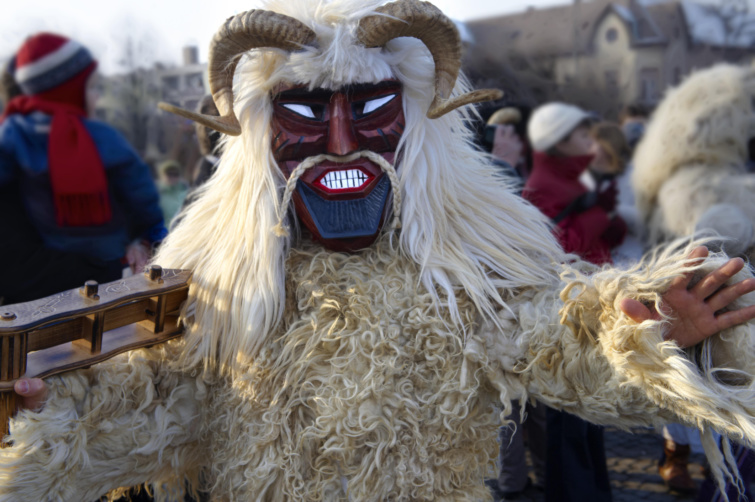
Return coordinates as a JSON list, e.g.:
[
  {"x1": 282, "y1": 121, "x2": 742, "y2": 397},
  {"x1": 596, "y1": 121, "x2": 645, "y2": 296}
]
[{"x1": 2, "y1": 95, "x2": 111, "y2": 226}]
